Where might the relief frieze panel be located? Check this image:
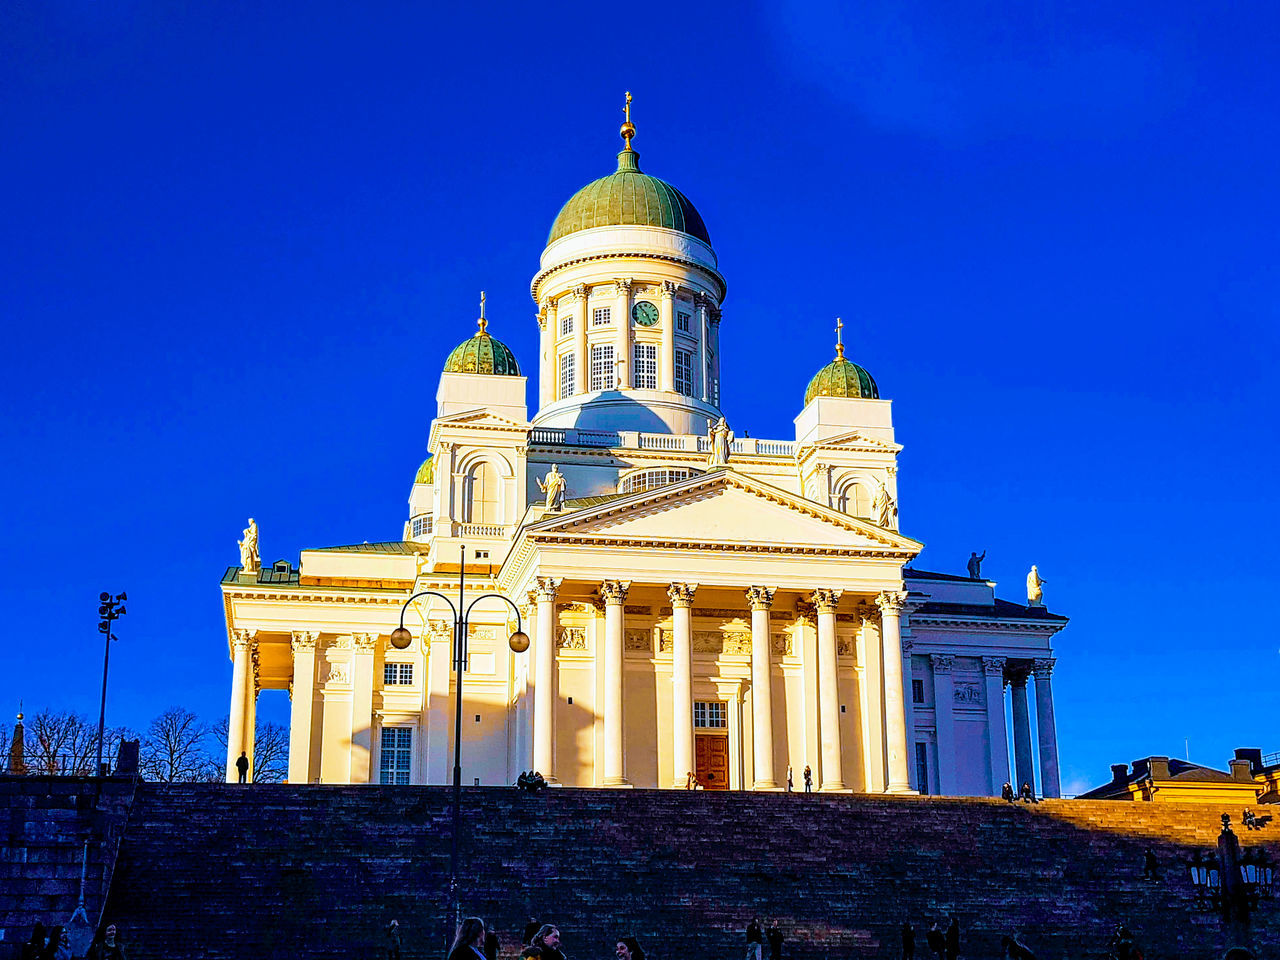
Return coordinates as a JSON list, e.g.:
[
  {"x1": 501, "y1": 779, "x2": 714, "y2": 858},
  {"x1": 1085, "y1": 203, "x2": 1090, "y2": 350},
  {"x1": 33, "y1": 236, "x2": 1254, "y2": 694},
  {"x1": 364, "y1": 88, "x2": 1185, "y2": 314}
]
[{"x1": 557, "y1": 627, "x2": 588, "y2": 651}]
